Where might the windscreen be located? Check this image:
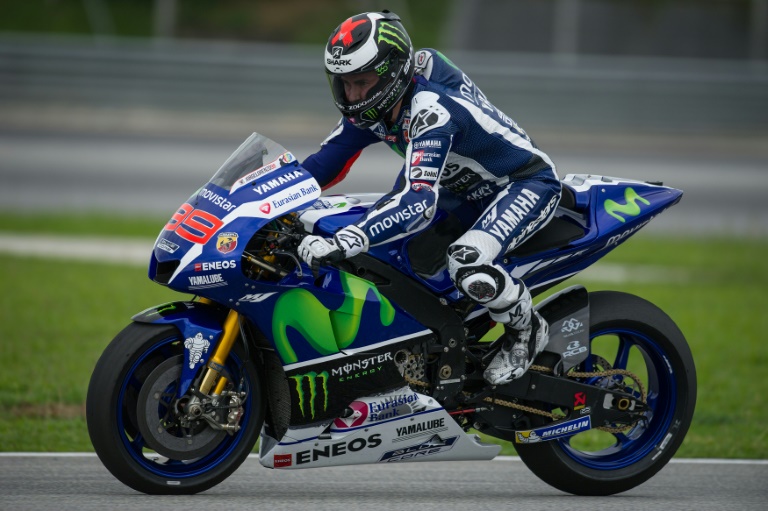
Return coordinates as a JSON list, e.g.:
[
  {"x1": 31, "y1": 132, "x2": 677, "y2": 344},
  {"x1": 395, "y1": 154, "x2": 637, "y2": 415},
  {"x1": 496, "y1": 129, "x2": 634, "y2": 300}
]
[{"x1": 209, "y1": 133, "x2": 294, "y2": 191}]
